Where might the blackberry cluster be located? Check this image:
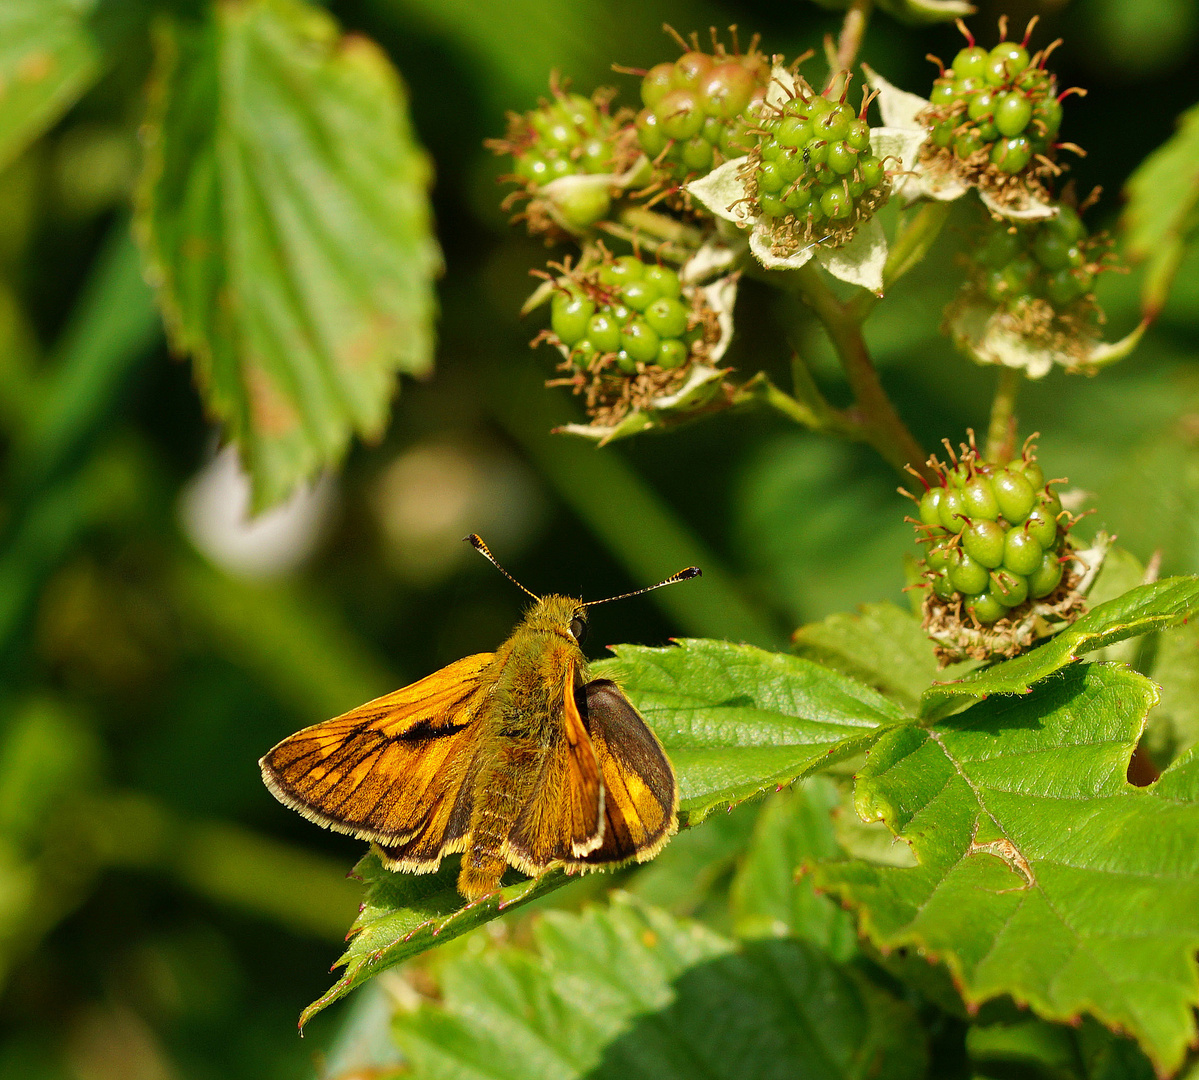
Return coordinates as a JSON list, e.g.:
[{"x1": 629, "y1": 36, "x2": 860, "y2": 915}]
[
  {"x1": 912, "y1": 443, "x2": 1073, "y2": 627},
  {"x1": 635, "y1": 39, "x2": 770, "y2": 187},
  {"x1": 536, "y1": 255, "x2": 718, "y2": 425},
  {"x1": 945, "y1": 203, "x2": 1115, "y2": 371},
  {"x1": 971, "y1": 205, "x2": 1107, "y2": 312},
  {"x1": 488, "y1": 84, "x2": 637, "y2": 233},
  {"x1": 920, "y1": 20, "x2": 1075, "y2": 204},
  {"x1": 748, "y1": 85, "x2": 889, "y2": 248}
]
